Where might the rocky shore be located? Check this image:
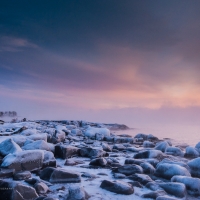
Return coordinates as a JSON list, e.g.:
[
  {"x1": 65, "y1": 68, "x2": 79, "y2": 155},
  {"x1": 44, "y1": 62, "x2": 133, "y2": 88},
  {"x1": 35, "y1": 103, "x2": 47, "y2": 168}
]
[{"x1": 0, "y1": 120, "x2": 200, "y2": 200}]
